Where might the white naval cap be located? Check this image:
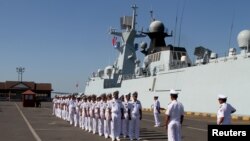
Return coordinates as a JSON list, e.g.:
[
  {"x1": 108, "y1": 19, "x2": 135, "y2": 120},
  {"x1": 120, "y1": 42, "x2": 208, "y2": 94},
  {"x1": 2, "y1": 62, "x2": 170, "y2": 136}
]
[
  {"x1": 170, "y1": 89, "x2": 178, "y2": 95},
  {"x1": 218, "y1": 94, "x2": 227, "y2": 99}
]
